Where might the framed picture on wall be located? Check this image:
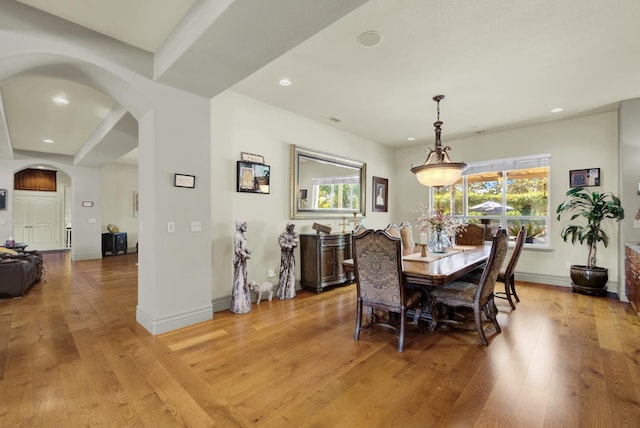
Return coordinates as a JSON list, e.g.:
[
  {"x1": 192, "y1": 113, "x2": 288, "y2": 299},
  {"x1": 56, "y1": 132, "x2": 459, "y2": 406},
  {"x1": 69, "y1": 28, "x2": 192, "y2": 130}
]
[
  {"x1": 570, "y1": 168, "x2": 600, "y2": 188},
  {"x1": 0, "y1": 188, "x2": 5, "y2": 210},
  {"x1": 372, "y1": 176, "x2": 388, "y2": 212},
  {"x1": 237, "y1": 161, "x2": 270, "y2": 194}
]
